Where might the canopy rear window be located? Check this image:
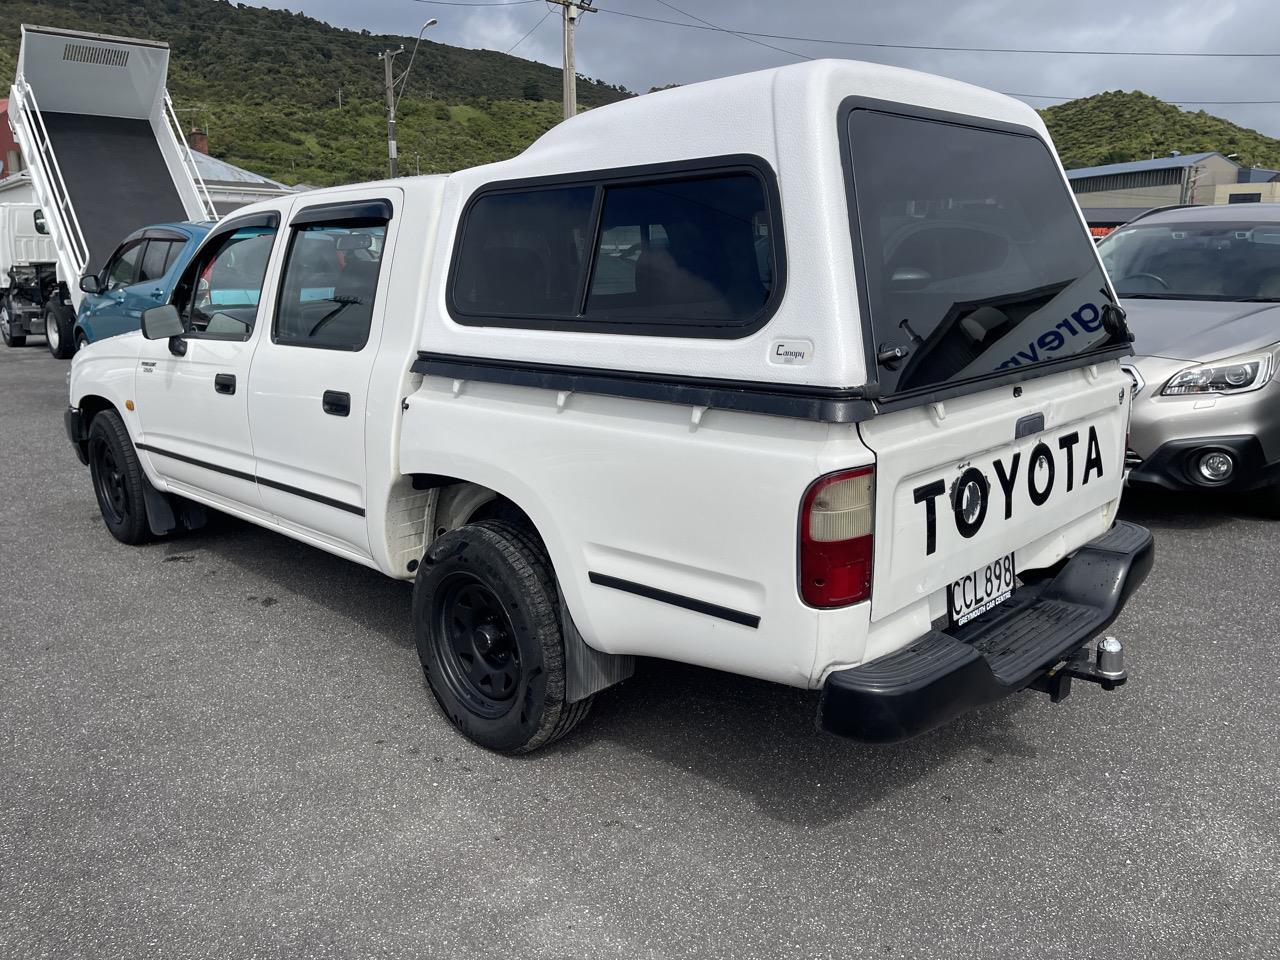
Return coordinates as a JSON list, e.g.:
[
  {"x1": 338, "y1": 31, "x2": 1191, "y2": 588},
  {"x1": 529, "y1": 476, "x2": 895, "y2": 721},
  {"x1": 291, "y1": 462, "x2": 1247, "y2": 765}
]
[{"x1": 845, "y1": 106, "x2": 1122, "y2": 398}]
